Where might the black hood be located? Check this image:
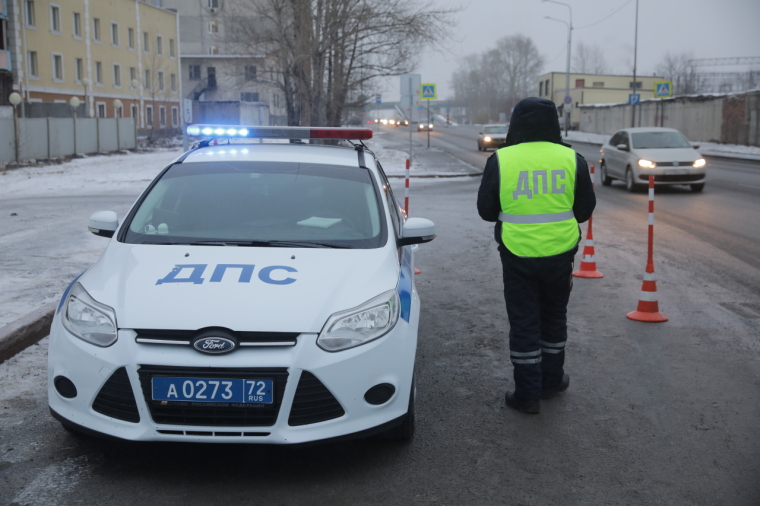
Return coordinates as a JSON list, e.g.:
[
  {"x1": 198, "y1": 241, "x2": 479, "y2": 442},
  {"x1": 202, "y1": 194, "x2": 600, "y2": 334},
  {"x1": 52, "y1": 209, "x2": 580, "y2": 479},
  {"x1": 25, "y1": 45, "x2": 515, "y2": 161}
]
[{"x1": 504, "y1": 97, "x2": 568, "y2": 147}]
